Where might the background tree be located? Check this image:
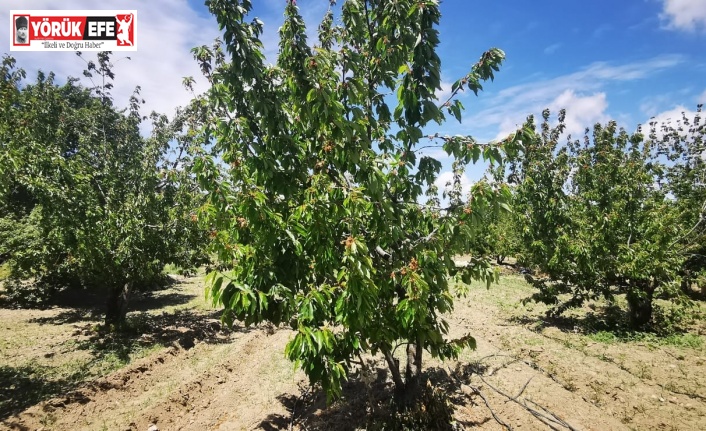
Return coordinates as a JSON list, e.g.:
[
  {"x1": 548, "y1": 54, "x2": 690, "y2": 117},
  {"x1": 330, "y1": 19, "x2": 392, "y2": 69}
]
[
  {"x1": 510, "y1": 109, "x2": 691, "y2": 329},
  {"x1": 194, "y1": 0, "x2": 527, "y2": 405},
  {"x1": 463, "y1": 166, "x2": 522, "y2": 265},
  {"x1": 0, "y1": 57, "x2": 38, "y2": 271},
  {"x1": 0, "y1": 53, "x2": 208, "y2": 325},
  {"x1": 650, "y1": 106, "x2": 706, "y2": 296}
]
